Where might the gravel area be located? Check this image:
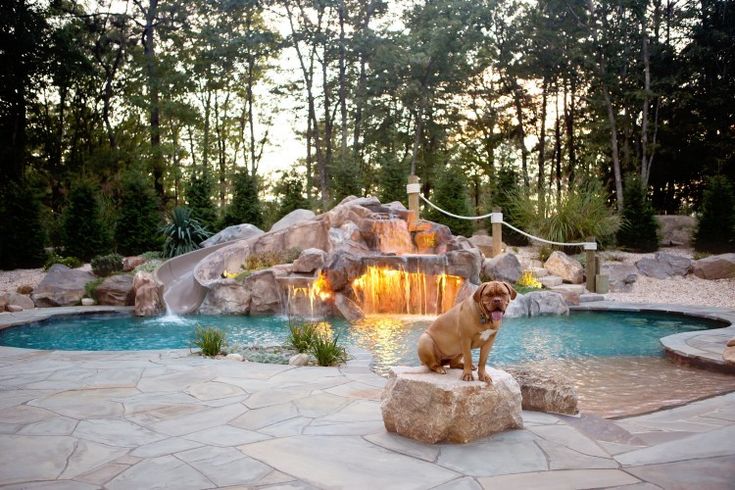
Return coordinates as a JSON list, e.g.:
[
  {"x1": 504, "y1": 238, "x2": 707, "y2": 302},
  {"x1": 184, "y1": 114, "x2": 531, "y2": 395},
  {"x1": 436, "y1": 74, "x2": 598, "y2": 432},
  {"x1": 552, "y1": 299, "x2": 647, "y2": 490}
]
[{"x1": 0, "y1": 268, "x2": 46, "y2": 295}]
